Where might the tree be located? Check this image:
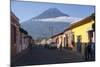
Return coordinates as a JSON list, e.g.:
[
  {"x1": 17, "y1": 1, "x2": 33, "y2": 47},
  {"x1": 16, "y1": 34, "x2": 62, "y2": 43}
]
[
  {"x1": 91, "y1": 13, "x2": 95, "y2": 21},
  {"x1": 92, "y1": 23, "x2": 95, "y2": 31}
]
